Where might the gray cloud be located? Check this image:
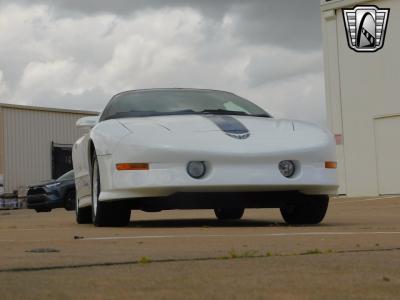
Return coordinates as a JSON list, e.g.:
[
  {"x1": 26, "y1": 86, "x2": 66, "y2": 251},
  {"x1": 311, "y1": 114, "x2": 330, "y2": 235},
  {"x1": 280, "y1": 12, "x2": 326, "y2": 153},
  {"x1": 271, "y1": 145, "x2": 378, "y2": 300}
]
[
  {"x1": 0, "y1": 0, "x2": 238, "y2": 18},
  {"x1": 3, "y1": 0, "x2": 322, "y2": 50},
  {"x1": 0, "y1": 0, "x2": 326, "y2": 125},
  {"x1": 228, "y1": 1, "x2": 322, "y2": 50},
  {"x1": 246, "y1": 49, "x2": 323, "y2": 87}
]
